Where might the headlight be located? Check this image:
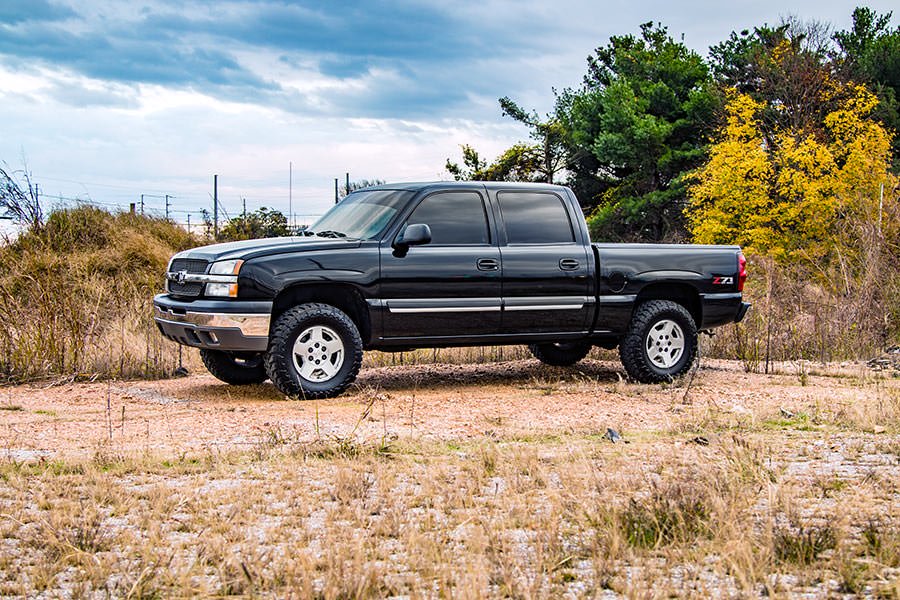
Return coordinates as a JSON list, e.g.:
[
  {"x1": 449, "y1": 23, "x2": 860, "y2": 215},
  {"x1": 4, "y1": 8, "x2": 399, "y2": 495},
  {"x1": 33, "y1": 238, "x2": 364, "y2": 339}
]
[
  {"x1": 205, "y1": 282, "x2": 238, "y2": 298},
  {"x1": 209, "y1": 259, "x2": 243, "y2": 275},
  {"x1": 206, "y1": 260, "x2": 242, "y2": 297}
]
